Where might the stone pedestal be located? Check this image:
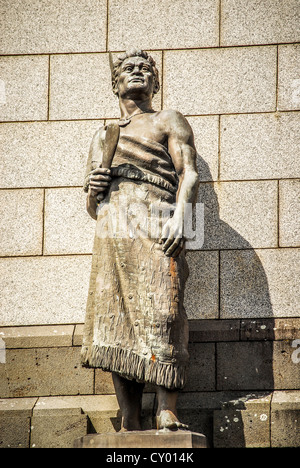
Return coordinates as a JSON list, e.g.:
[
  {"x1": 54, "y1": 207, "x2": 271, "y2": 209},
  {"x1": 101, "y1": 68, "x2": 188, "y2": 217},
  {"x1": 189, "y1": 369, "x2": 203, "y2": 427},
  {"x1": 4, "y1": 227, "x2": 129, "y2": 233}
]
[{"x1": 74, "y1": 430, "x2": 207, "y2": 448}]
